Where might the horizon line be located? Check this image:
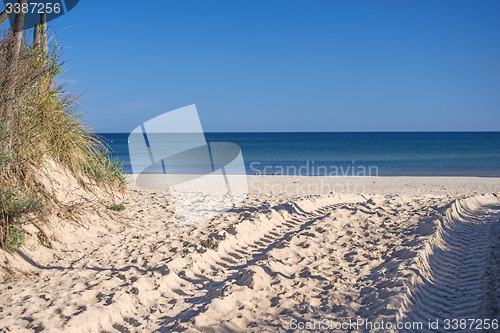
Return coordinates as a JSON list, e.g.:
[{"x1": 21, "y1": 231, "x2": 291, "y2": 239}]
[{"x1": 96, "y1": 130, "x2": 500, "y2": 134}]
